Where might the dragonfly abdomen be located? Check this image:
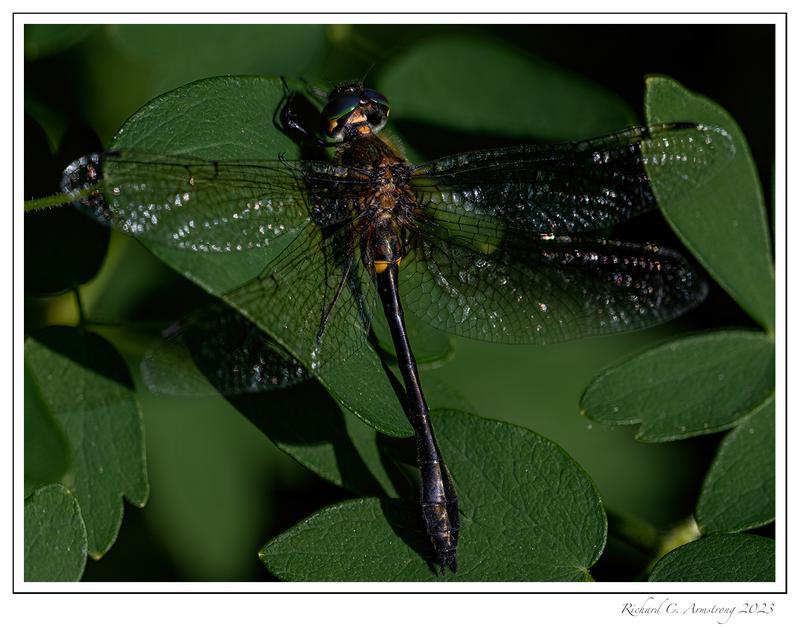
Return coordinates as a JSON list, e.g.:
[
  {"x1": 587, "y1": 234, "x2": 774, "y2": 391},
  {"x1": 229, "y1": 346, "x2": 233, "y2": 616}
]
[
  {"x1": 373, "y1": 253, "x2": 460, "y2": 573},
  {"x1": 418, "y1": 457, "x2": 460, "y2": 573}
]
